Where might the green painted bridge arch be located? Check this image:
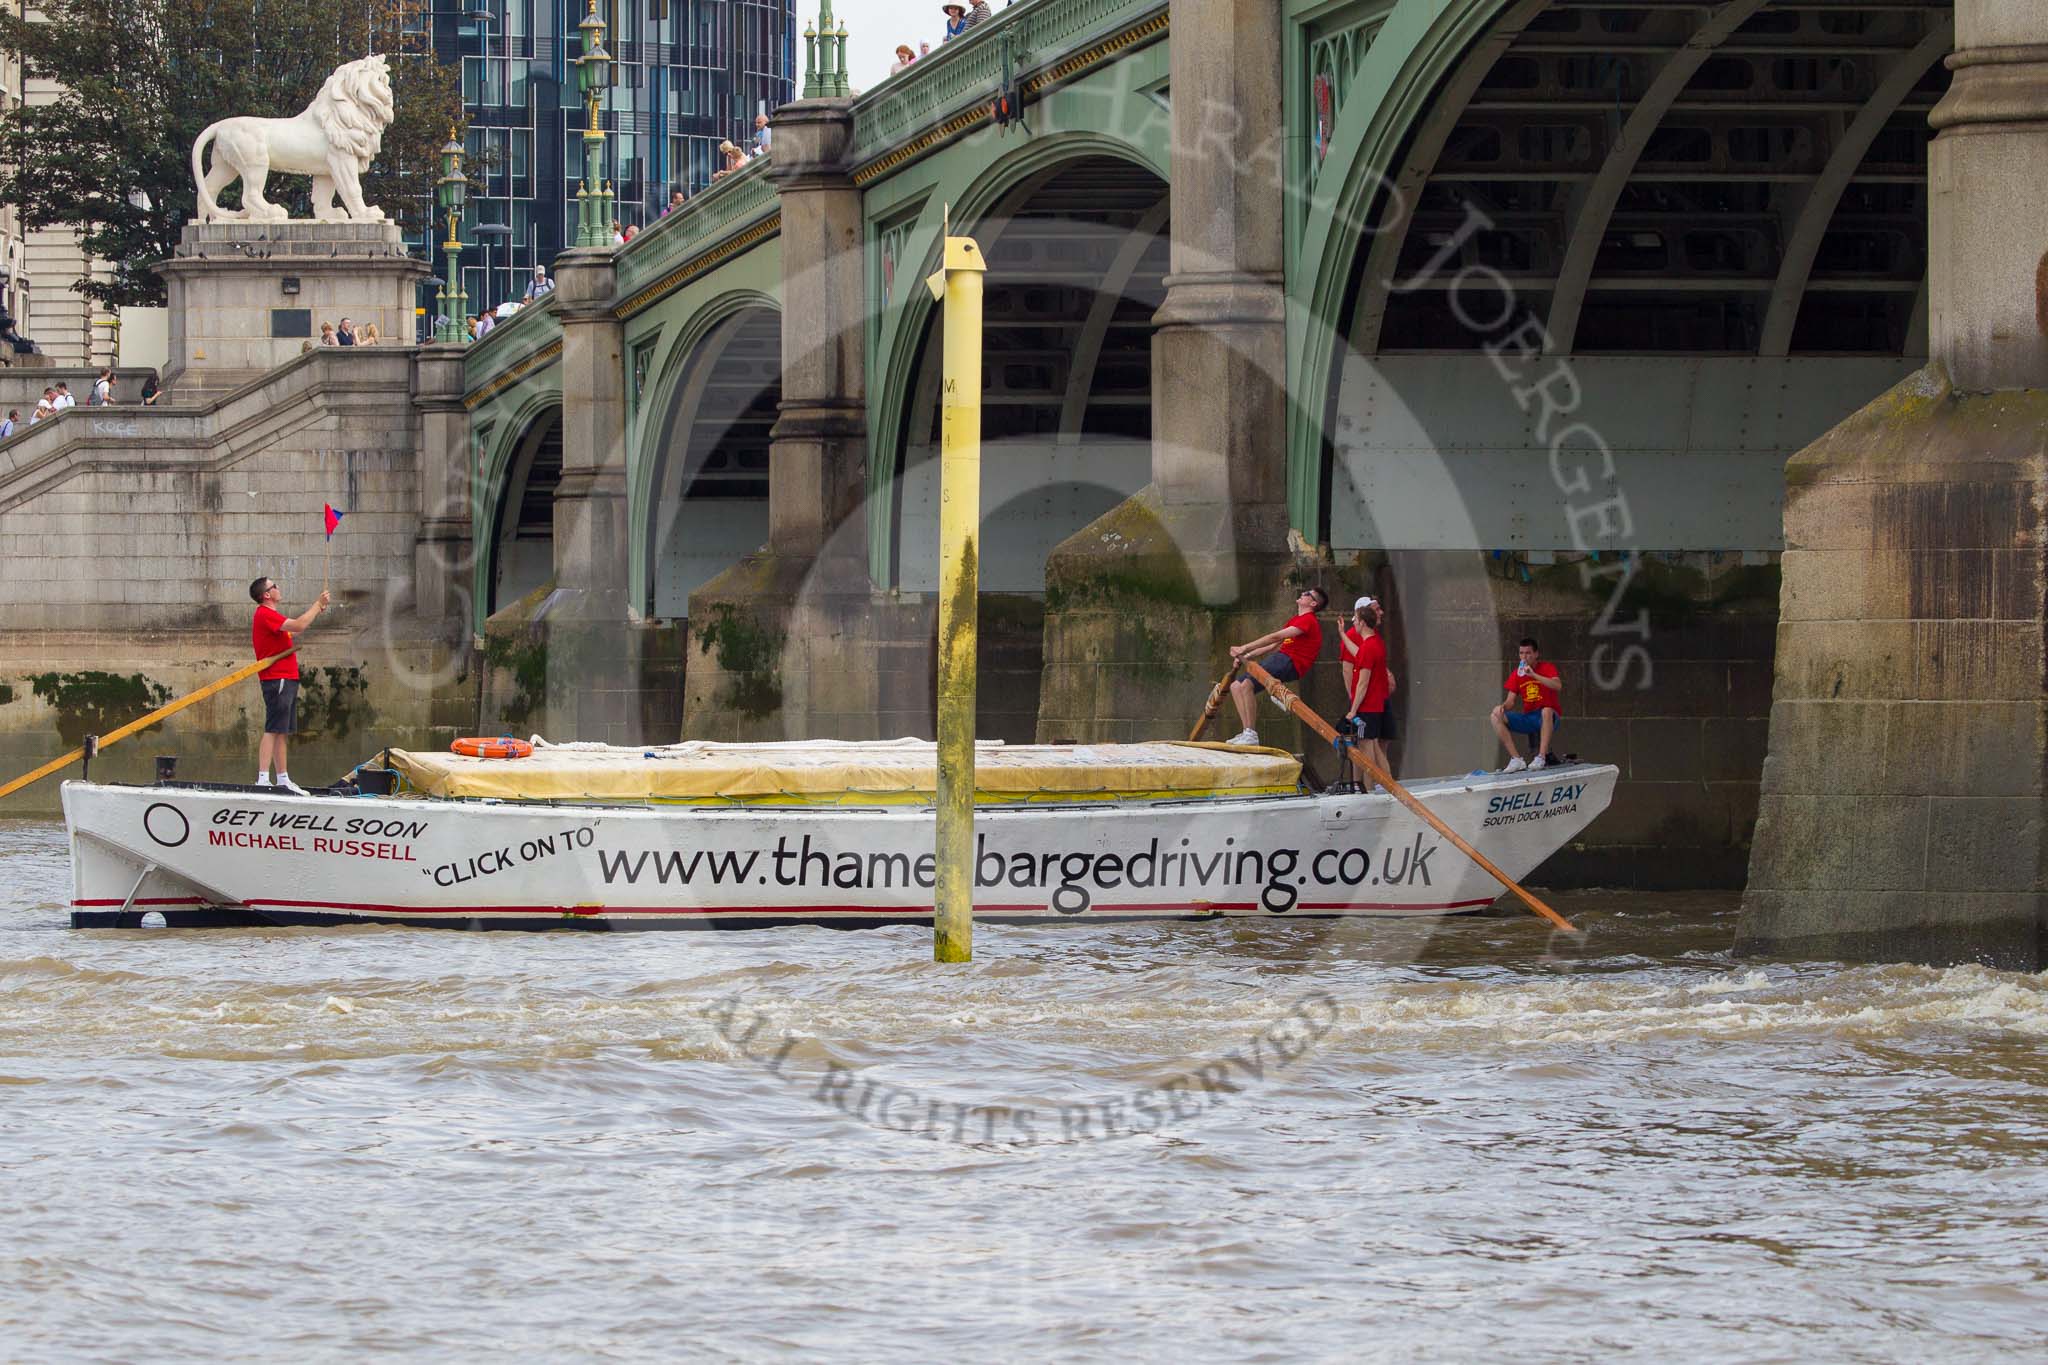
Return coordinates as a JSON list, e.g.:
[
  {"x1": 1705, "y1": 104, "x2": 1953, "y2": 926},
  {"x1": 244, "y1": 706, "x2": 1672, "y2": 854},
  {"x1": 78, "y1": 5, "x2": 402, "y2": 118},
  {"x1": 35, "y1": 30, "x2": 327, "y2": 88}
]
[
  {"x1": 860, "y1": 47, "x2": 1173, "y2": 578},
  {"x1": 464, "y1": 302, "x2": 565, "y2": 625},
  {"x1": 625, "y1": 273, "x2": 784, "y2": 620}
]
